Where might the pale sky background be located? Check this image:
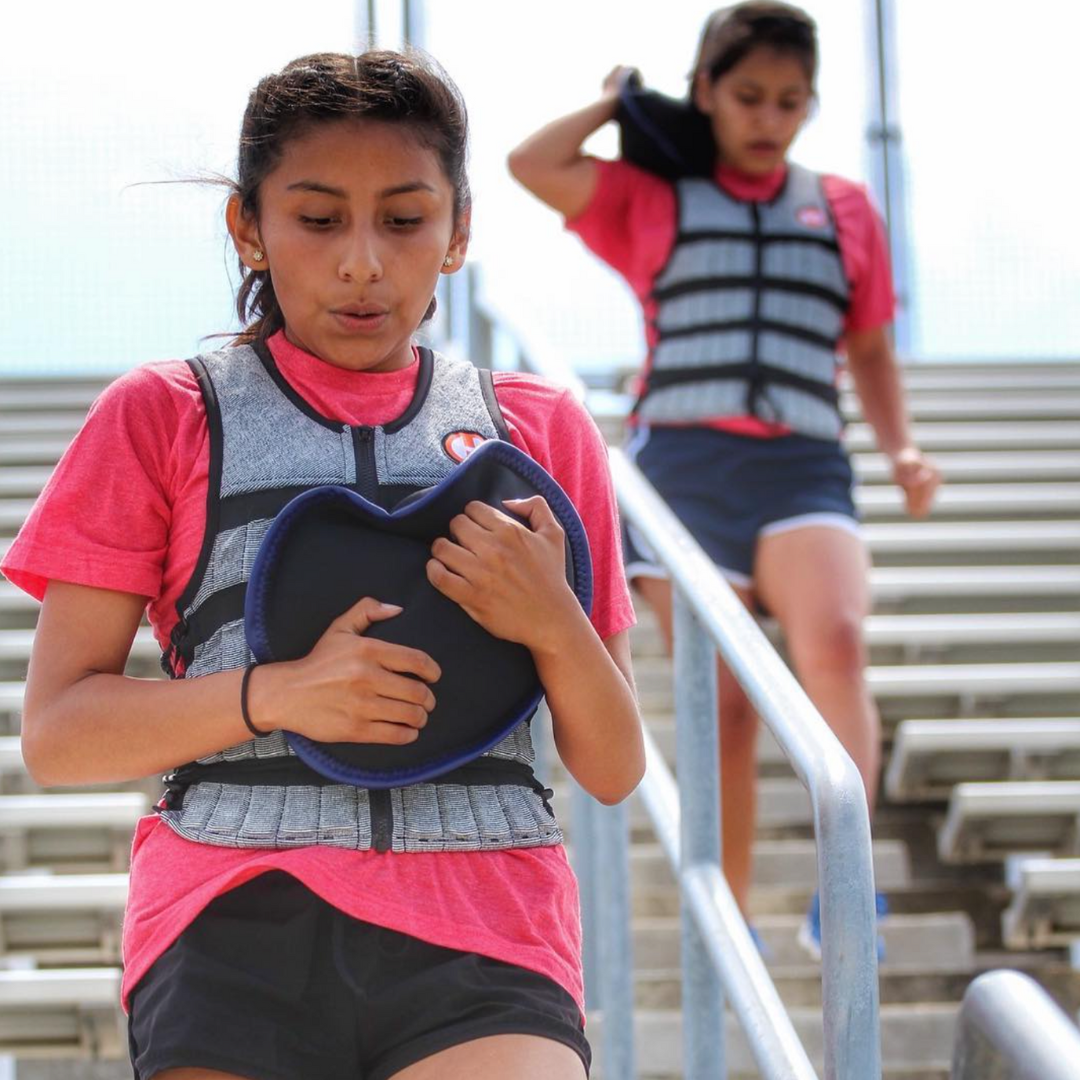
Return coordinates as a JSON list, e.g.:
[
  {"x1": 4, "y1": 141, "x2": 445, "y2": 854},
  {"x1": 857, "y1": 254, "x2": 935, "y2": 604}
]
[{"x1": 2, "y1": 0, "x2": 1079, "y2": 374}]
